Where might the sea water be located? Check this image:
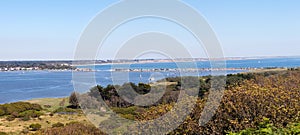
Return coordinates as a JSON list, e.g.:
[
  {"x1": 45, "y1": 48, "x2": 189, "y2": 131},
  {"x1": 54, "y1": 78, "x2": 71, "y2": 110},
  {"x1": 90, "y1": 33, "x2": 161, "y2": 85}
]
[{"x1": 0, "y1": 57, "x2": 299, "y2": 103}]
